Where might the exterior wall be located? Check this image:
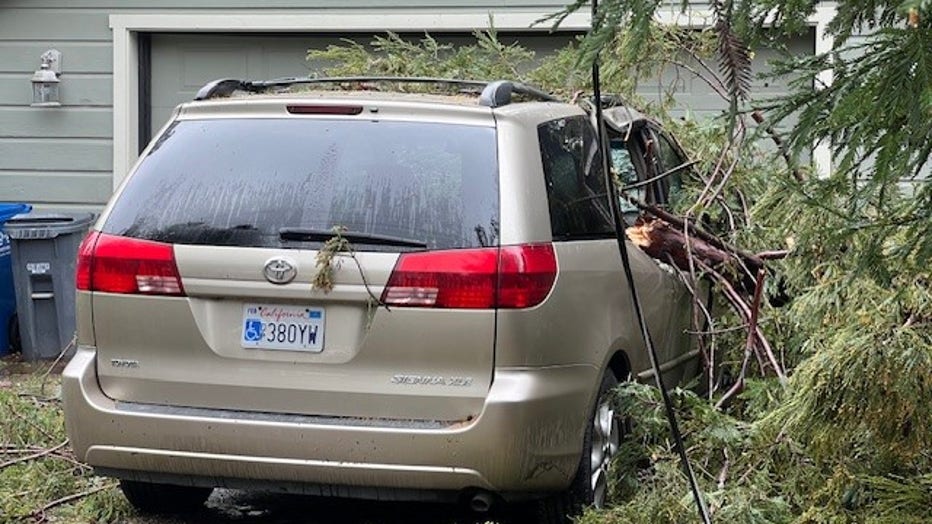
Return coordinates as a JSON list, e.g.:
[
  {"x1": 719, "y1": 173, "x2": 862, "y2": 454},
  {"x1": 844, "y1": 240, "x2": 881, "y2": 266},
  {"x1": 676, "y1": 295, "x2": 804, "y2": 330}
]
[
  {"x1": 1, "y1": 4, "x2": 117, "y2": 211},
  {"x1": 0, "y1": 1, "x2": 833, "y2": 211},
  {"x1": 0, "y1": 1, "x2": 581, "y2": 211}
]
